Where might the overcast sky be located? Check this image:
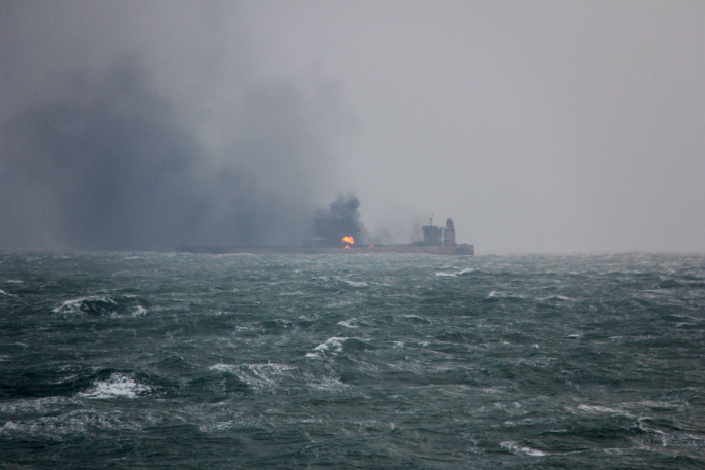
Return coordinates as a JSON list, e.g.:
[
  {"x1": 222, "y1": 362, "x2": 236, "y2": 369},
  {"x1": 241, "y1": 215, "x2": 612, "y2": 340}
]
[{"x1": 1, "y1": 1, "x2": 704, "y2": 253}]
